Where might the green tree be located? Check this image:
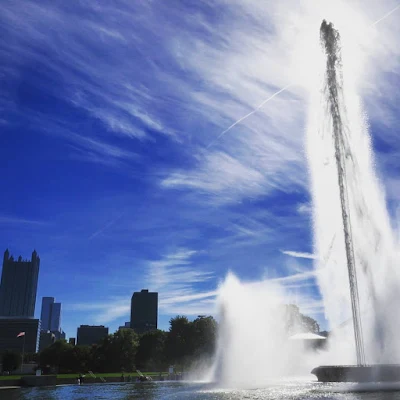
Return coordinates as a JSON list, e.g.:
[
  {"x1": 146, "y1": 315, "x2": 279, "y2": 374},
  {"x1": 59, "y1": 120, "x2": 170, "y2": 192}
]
[
  {"x1": 164, "y1": 316, "x2": 192, "y2": 368},
  {"x1": 23, "y1": 352, "x2": 38, "y2": 364},
  {"x1": 95, "y1": 329, "x2": 139, "y2": 372},
  {"x1": 39, "y1": 340, "x2": 73, "y2": 373},
  {"x1": 90, "y1": 343, "x2": 107, "y2": 372},
  {"x1": 136, "y1": 330, "x2": 167, "y2": 371},
  {"x1": 191, "y1": 316, "x2": 217, "y2": 358},
  {"x1": 62, "y1": 345, "x2": 91, "y2": 373},
  {"x1": 1, "y1": 350, "x2": 21, "y2": 373}
]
